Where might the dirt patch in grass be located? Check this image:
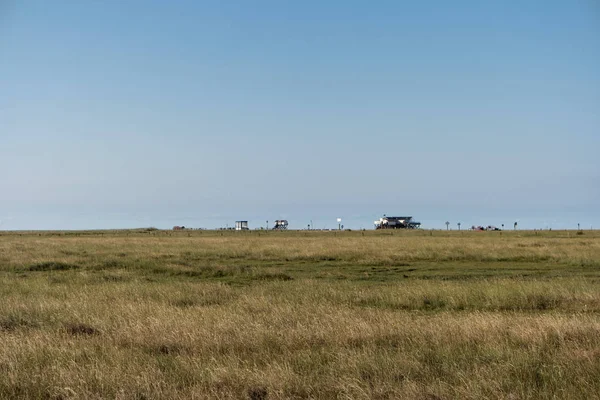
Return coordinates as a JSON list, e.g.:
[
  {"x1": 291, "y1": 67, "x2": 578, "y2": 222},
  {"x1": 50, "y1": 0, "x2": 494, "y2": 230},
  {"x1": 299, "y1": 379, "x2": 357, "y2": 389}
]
[
  {"x1": 0, "y1": 314, "x2": 41, "y2": 332},
  {"x1": 29, "y1": 262, "x2": 80, "y2": 272},
  {"x1": 422, "y1": 296, "x2": 447, "y2": 310},
  {"x1": 99, "y1": 259, "x2": 122, "y2": 269},
  {"x1": 248, "y1": 386, "x2": 268, "y2": 400},
  {"x1": 156, "y1": 344, "x2": 184, "y2": 356},
  {"x1": 172, "y1": 298, "x2": 199, "y2": 308},
  {"x1": 171, "y1": 296, "x2": 228, "y2": 308},
  {"x1": 64, "y1": 323, "x2": 100, "y2": 336},
  {"x1": 145, "y1": 343, "x2": 190, "y2": 356},
  {"x1": 100, "y1": 273, "x2": 129, "y2": 282},
  {"x1": 252, "y1": 273, "x2": 293, "y2": 281}
]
